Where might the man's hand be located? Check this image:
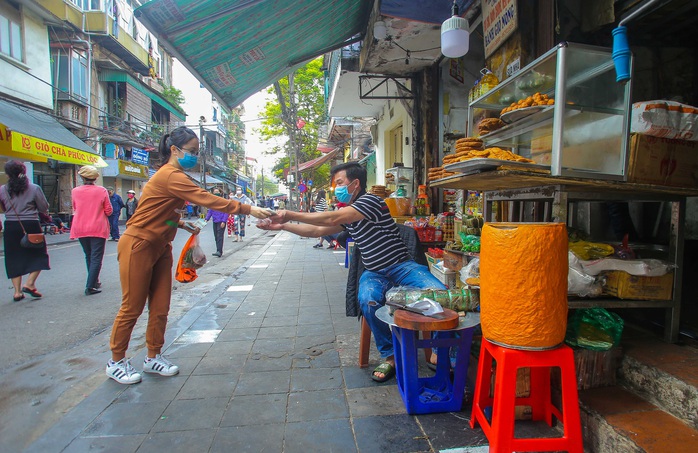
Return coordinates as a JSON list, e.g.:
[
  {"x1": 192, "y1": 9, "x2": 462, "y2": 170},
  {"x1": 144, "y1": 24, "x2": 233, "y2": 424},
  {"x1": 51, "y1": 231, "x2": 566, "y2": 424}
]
[
  {"x1": 269, "y1": 209, "x2": 290, "y2": 224},
  {"x1": 220, "y1": 222, "x2": 225, "y2": 229},
  {"x1": 255, "y1": 219, "x2": 284, "y2": 231},
  {"x1": 249, "y1": 206, "x2": 272, "y2": 219}
]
